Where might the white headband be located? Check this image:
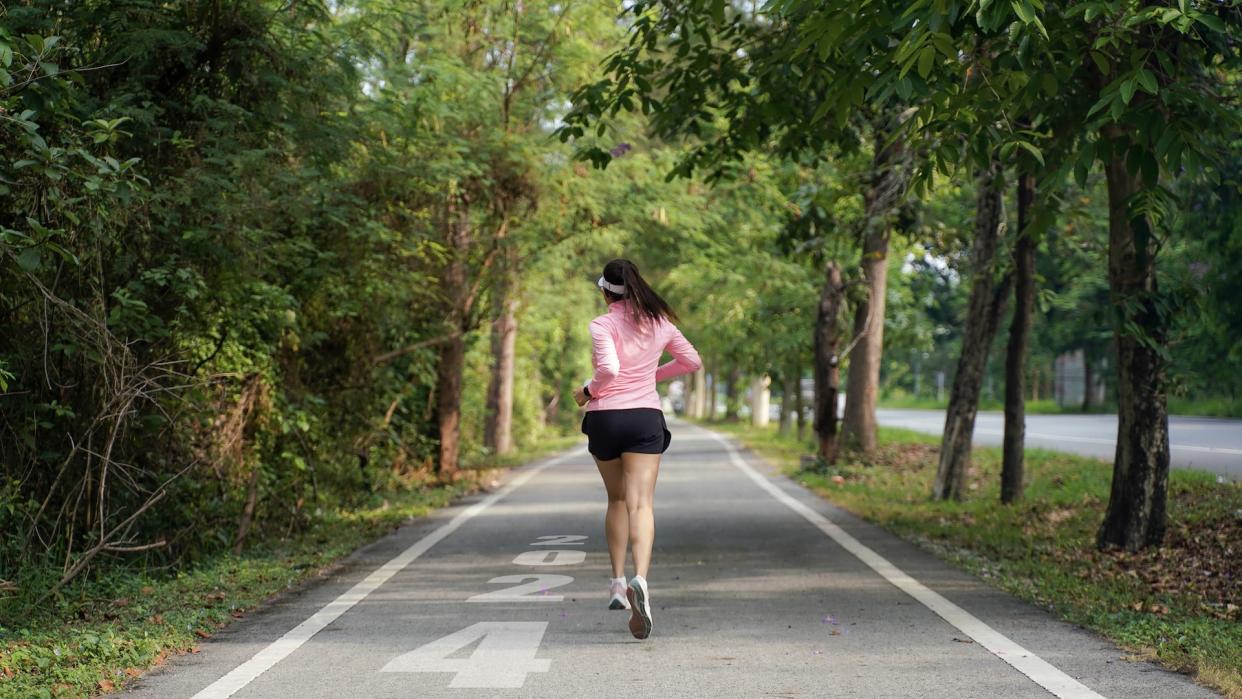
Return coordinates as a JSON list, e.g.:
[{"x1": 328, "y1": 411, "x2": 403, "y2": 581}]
[{"x1": 597, "y1": 276, "x2": 626, "y2": 295}]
